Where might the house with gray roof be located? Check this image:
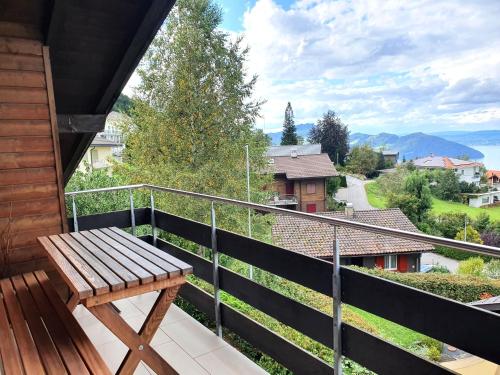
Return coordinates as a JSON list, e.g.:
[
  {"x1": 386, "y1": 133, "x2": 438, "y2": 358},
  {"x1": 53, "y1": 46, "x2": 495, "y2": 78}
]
[
  {"x1": 267, "y1": 149, "x2": 338, "y2": 212},
  {"x1": 413, "y1": 155, "x2": 483, "y2": 185}
]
